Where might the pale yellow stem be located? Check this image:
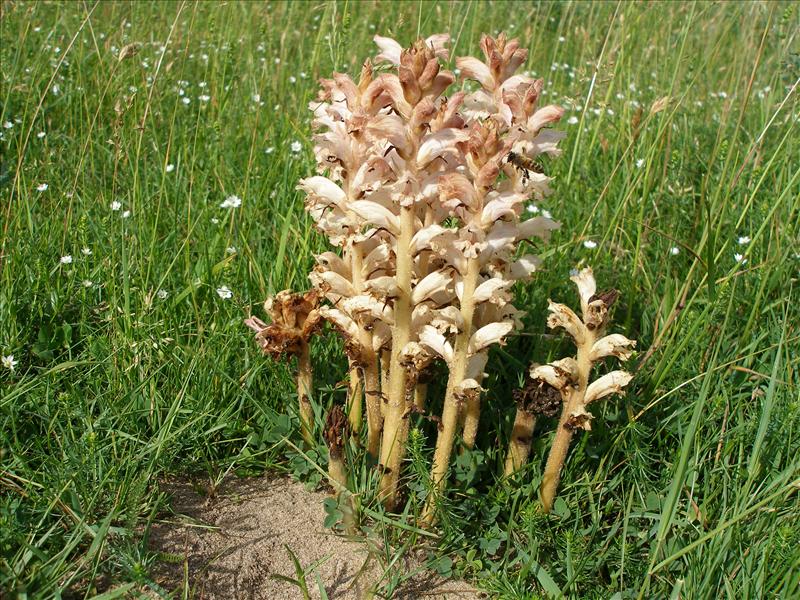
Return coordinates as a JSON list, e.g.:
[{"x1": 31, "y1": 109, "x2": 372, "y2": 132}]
[
  {"x1": 504, "y1": 409, "x2": 537, "y2": 476},
  {"x1": 422, "y1": 257, "x2": 480, "y2": 524},
  {"x1": 297, "y1": 341, "x2": 315, "y2": 448},
  {"x1": 378, "y1": 205, "x2": 415, "y2": 508},
  {"x1": 540, "y1": 330, "x2": 594, "y2": 513},
  {"x1": 363, "y1": 359, "x2": 382, "y2": 458},
  {"x1": 347, "y1": 365, "x2": 363, "y2": 439},
  {"x1": 380, "y1": 349, "x2": 390, "y2": 417}
]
